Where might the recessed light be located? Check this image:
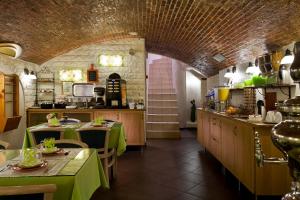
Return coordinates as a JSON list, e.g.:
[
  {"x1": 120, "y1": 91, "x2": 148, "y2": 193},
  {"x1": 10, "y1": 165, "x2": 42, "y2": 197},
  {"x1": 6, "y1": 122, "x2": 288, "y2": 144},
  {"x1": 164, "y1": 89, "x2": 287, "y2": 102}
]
[{"x1": 212, "y1": 53, "x2": 225, "y2": 62}]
